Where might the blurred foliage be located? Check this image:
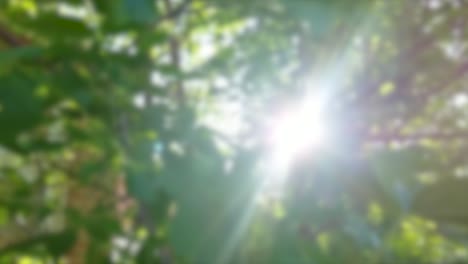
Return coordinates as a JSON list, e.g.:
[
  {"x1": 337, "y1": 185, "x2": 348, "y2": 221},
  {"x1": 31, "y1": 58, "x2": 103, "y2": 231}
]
[{"x1": 1, "y1": 0, "x2": 468, "y2": 263}]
